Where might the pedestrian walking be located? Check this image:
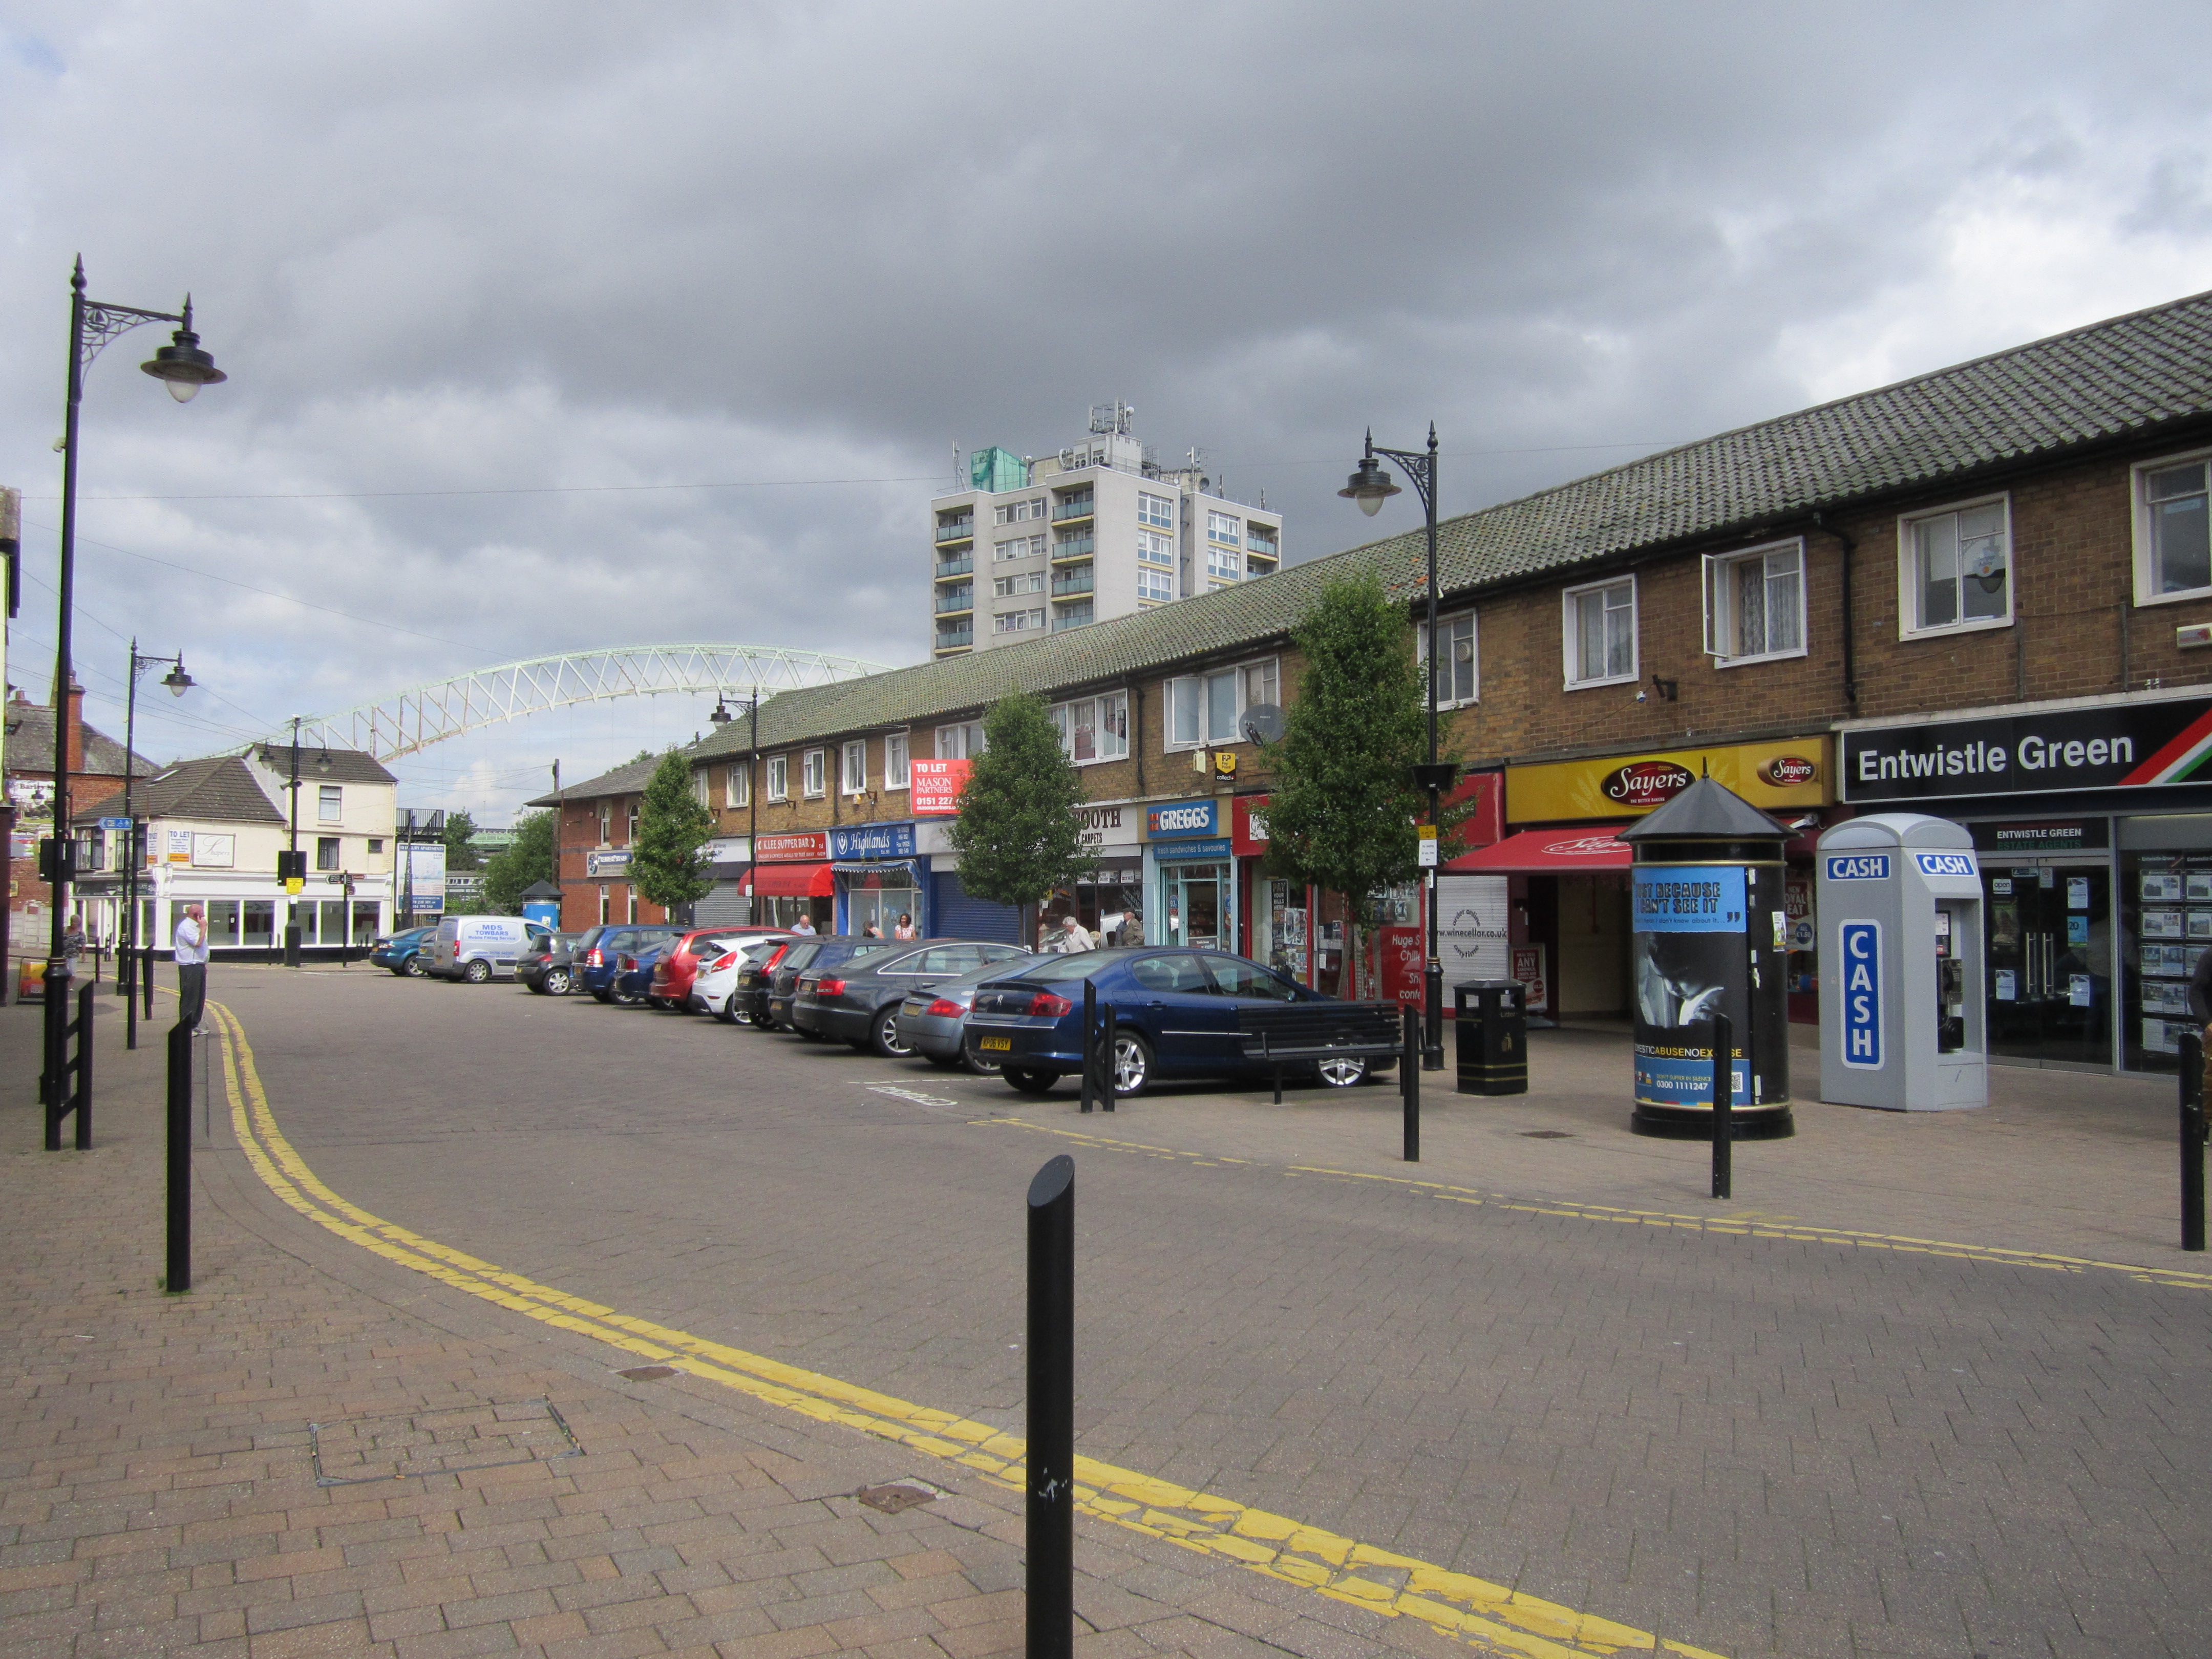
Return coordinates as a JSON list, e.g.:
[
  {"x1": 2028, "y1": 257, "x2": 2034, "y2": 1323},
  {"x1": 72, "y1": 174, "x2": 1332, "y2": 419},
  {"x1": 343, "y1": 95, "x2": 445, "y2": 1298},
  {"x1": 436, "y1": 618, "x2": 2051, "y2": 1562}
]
[
  {"x1": 1054, "y1": 914, "x2": 1095, "y2": 954},
  {"x1": 175, "y1": 903, "x2": 207, "y2": 1030},
  {"x1": 790, "y1": 913, "x2": 816, "y2": 936},
  {"x1": 62, "y1": 911, "x2": 87, "y2": 965}
]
